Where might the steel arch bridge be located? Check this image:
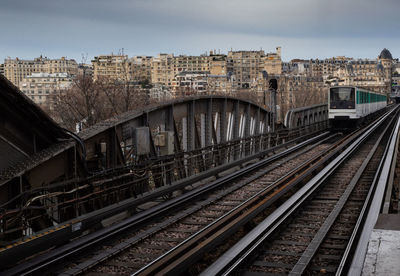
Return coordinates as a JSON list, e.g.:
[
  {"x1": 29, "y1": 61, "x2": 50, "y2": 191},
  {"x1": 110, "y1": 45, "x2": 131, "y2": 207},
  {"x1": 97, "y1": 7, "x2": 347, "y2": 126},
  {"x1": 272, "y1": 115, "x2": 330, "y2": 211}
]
[
  {"x1": 78, "y1": 96, "x2": 275, "y2": 168},
  {"x1": 0, "y1": 75, "x2": 327, "y2": 242},
  {"x1": 284, "y1": 104, "x2": 328, "y2": 129}
]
